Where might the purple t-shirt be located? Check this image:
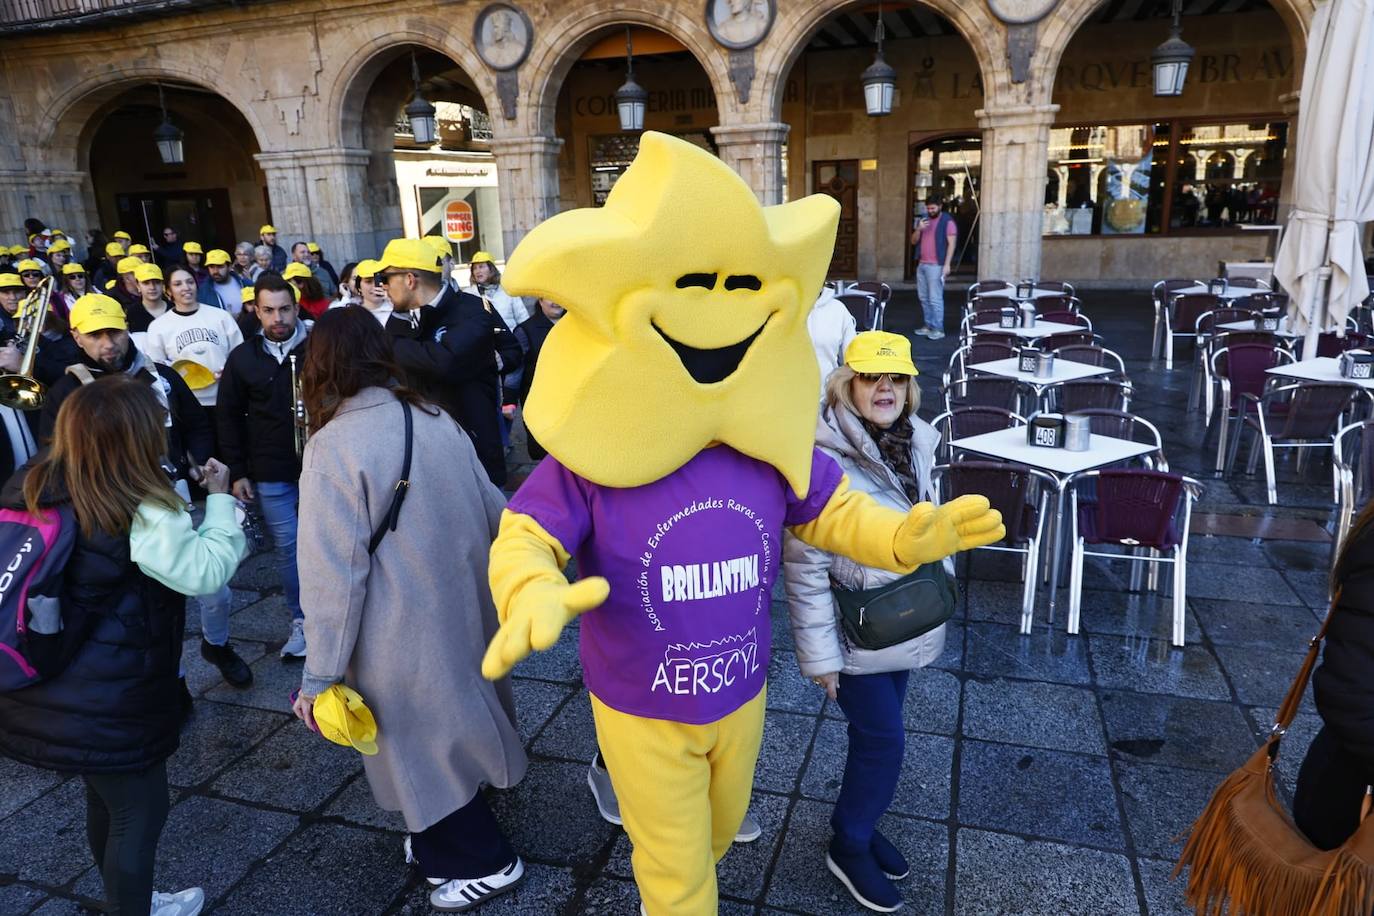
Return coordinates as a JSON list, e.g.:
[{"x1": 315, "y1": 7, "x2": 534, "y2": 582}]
[{"x1": 509, "y1": 446, "x2": 842, "y2": 724}]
